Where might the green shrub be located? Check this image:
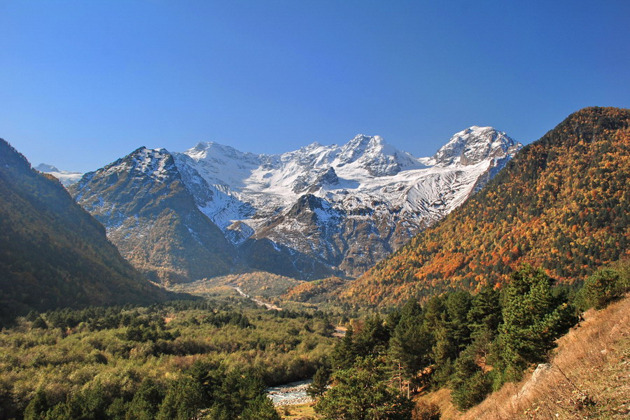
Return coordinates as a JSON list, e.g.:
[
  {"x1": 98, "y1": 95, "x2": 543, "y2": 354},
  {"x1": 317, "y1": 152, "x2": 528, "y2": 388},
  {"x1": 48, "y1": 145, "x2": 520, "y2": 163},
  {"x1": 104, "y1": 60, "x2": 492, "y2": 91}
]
[{"x1": 579, "y1": 268, "x2": 623, "y2": 310}]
